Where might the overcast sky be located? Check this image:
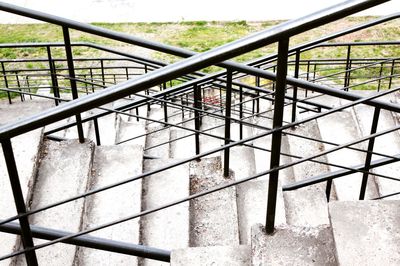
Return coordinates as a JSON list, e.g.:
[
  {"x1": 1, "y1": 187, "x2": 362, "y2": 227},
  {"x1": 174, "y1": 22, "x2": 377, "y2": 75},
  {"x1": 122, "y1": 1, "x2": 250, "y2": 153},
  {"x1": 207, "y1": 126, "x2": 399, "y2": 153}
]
[{"x1": 0, "y1": 0, "x2": 398, "y2": 23}]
